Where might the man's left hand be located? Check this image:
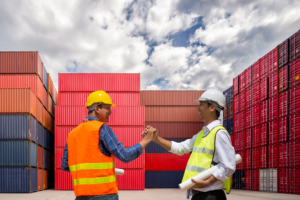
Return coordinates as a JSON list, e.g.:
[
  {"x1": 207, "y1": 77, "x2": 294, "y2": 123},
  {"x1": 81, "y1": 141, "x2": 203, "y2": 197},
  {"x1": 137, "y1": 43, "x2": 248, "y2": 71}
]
[{"x1": 190, "y1": 179, "x2": 209, "y2": 189}]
